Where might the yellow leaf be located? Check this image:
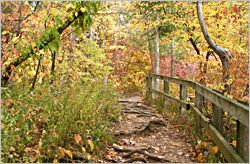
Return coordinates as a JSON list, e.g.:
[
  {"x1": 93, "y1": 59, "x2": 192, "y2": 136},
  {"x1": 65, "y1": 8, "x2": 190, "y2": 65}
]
[
  {"x1": 74, "y1": 134, "x2": 82, "y2": 144},
  {"x1": 232, "y1": 141, "x2": 237, "y2": 147},
  {"x1": 53, "y1": 159, "x2": 58, "y2": 163},
  {"x1": 81, "y1": 147, "x2": 86, "y2": 153},
  {"x1": 75, "y1": 12, "x2": 78, "y2": 17},
  {"x1": 63, "y1": 148, "x2": 72, "y2": 159},
  {"x1": 58, "y1": 147, "x2": 65, "y2": 159},
  {"x1": 198, "y1": 153, "x2": 203, "y2": 161},
  {"x1": 39, "y1": 139, "x2": 42, "y2": 147},
  {"x1": 66, "y1": 3, "x2": 73, "y2": 10},
  {"x1": 88, "y1": 139, "x2": 94, "y2": 152},
  {"x1": 85, "y1": 152, "x2": 91, "y2": 160},
  {"x1": 2, "y1": 31, "x2": 9, "y2": 35},
  {"x1": 42, "y1": 10, "x2": 47, "y2": 17},
  {"x1": 11, "y1": 37, "x2": 19, "y2": 44},
  {"x1": 31, "y1": 42, "x2": 36, "y2": 49},
  {"x1": 212, "y1": 146, "x2": 219, "y2": 154},
  {"x1": 40, "y1": 72, "x2": 46, "y2": 78},
  {"x1": 51, "y1": 8, "x2": 57, "y2": 15}
]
